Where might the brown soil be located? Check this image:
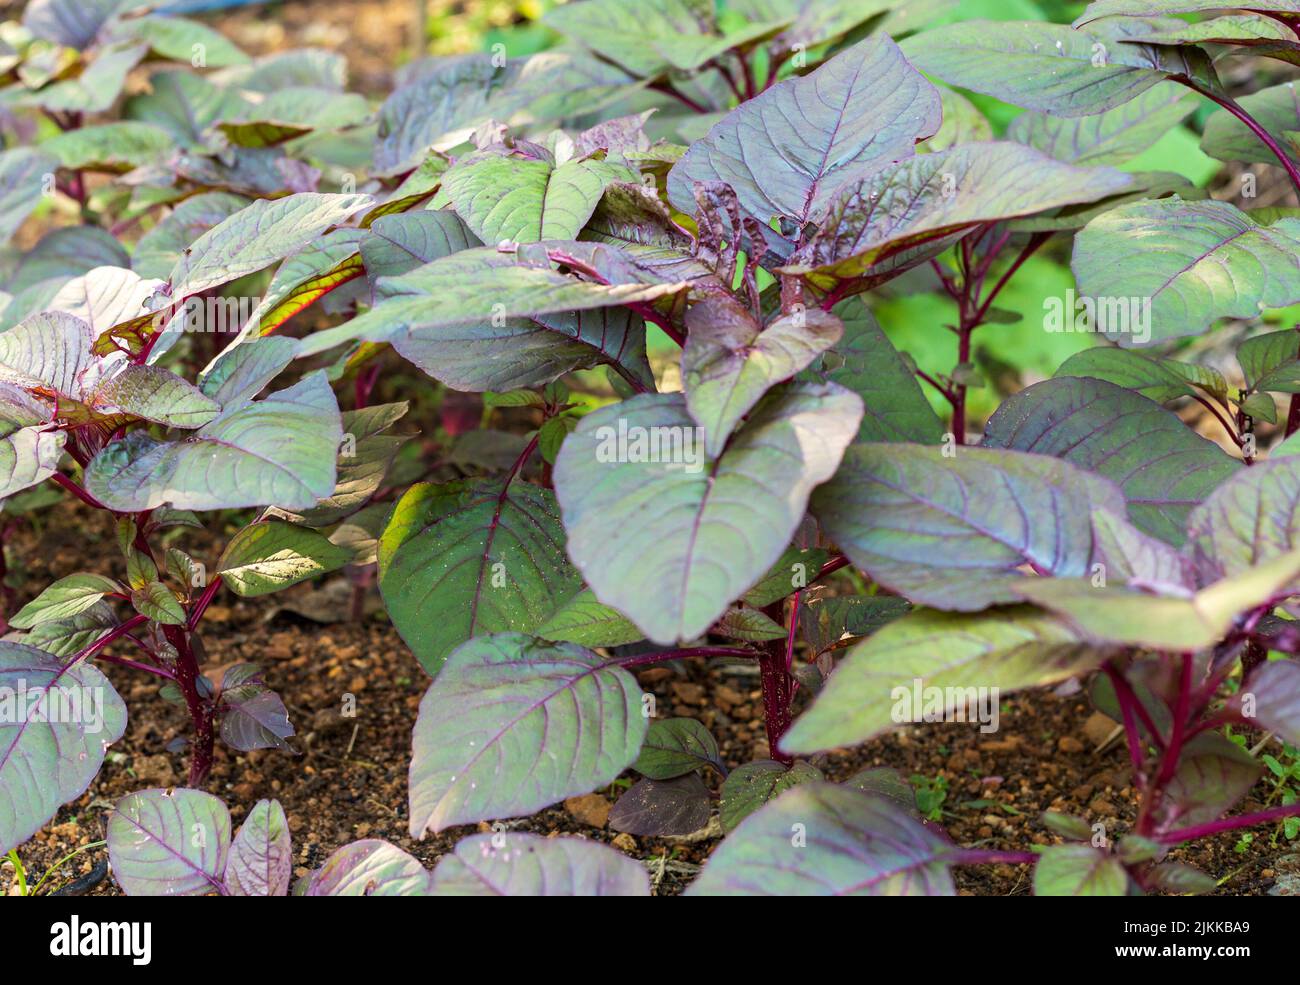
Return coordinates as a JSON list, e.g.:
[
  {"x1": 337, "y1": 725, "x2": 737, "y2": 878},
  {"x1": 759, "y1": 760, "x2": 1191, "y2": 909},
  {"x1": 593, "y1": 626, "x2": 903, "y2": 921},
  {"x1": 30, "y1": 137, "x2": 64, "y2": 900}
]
[
  {"x1": 3, "y1": 501, "x2": 1297, "y2": 897},
  {"x1": 4, "y1": 0, "x2": 1298, "y2": 900}
]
